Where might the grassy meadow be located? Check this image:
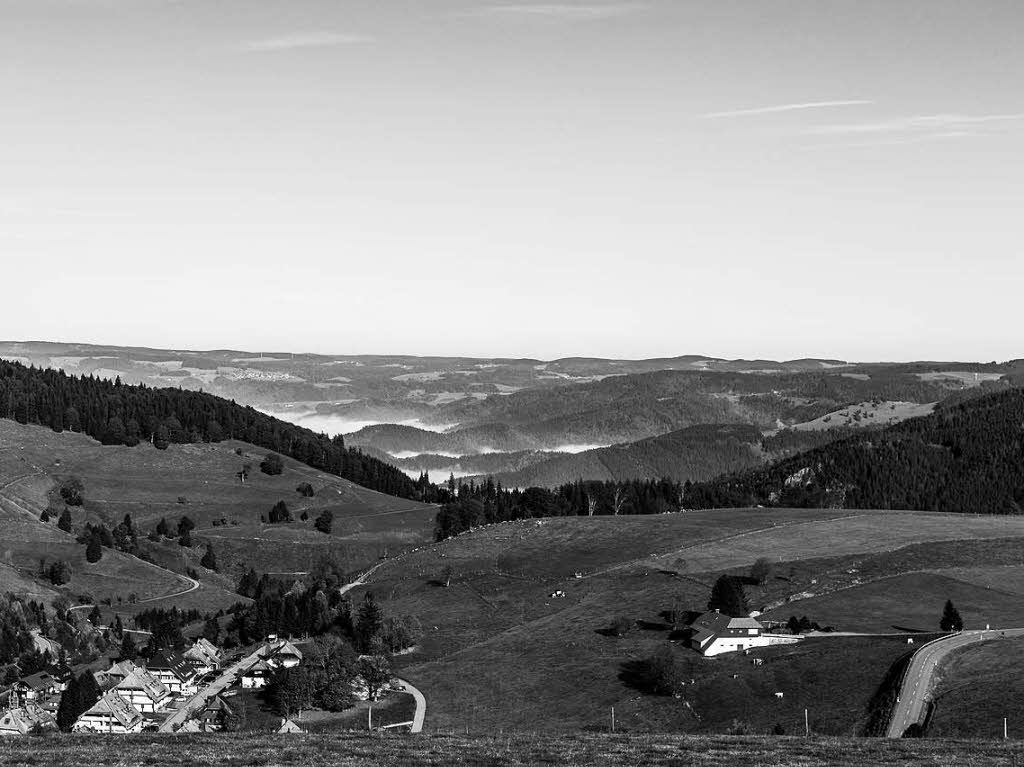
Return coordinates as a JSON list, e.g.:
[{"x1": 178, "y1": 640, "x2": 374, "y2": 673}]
[
  {"x1": 2, "y1": 733, "x2": 1023, "y2": 767},
  {"x1": 353, "y1": 510, "x2": 1024, "y2": 734},
  {"x1": 0, "y1": 419, "x2": 435, "y2": 614}
]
